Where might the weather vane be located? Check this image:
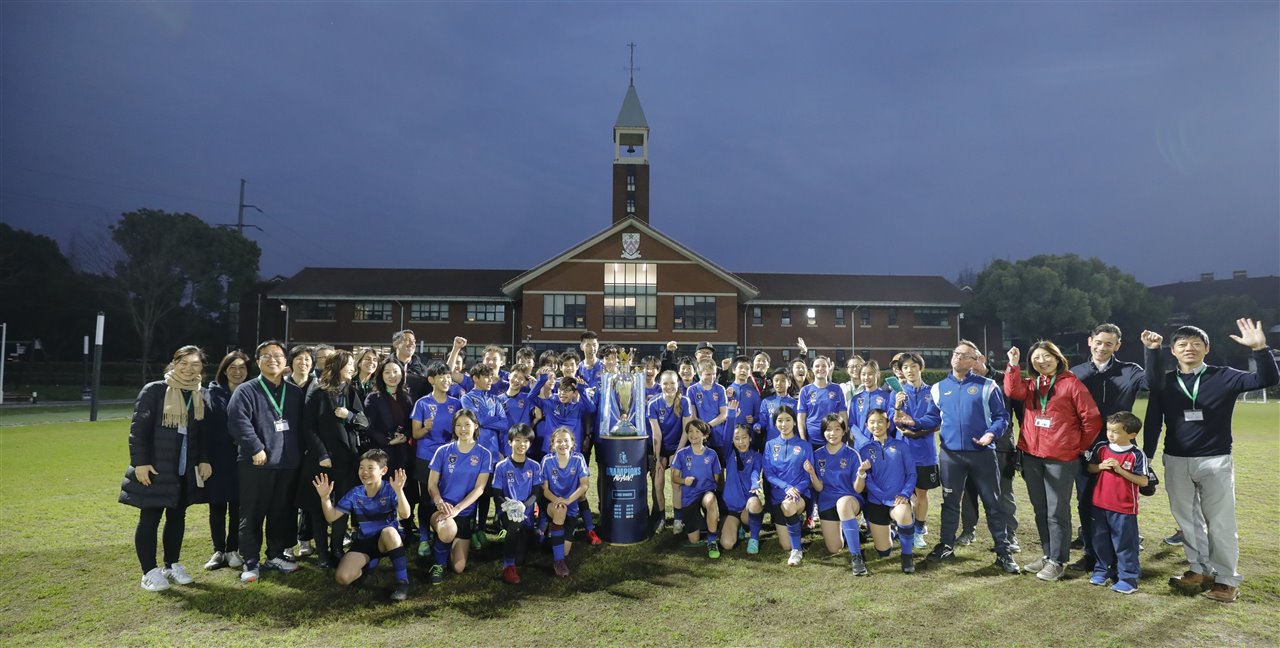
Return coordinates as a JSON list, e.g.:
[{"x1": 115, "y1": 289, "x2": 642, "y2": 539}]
[{"x1": 626, "y1": 42, "x2": 638, "y2": 85}]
